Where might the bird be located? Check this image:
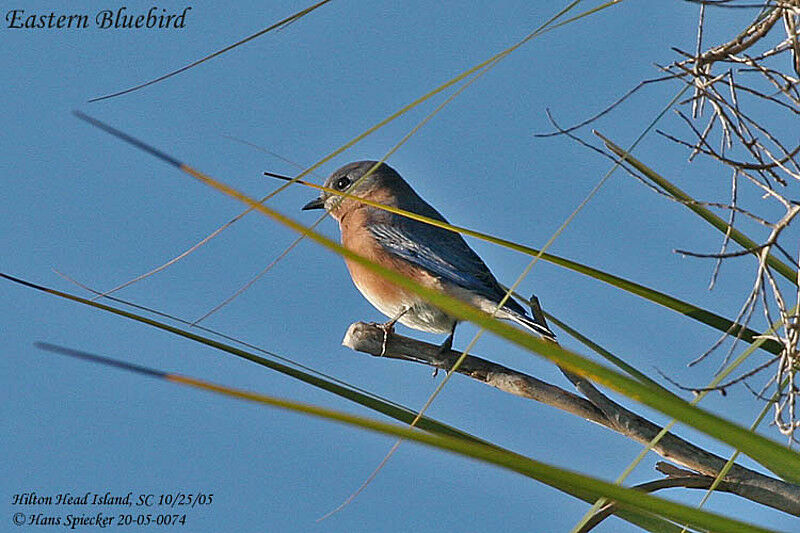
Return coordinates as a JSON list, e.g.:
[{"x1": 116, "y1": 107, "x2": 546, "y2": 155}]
[{"x1": 302, "y1": 160, "x2": 555, "y2": 353}]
